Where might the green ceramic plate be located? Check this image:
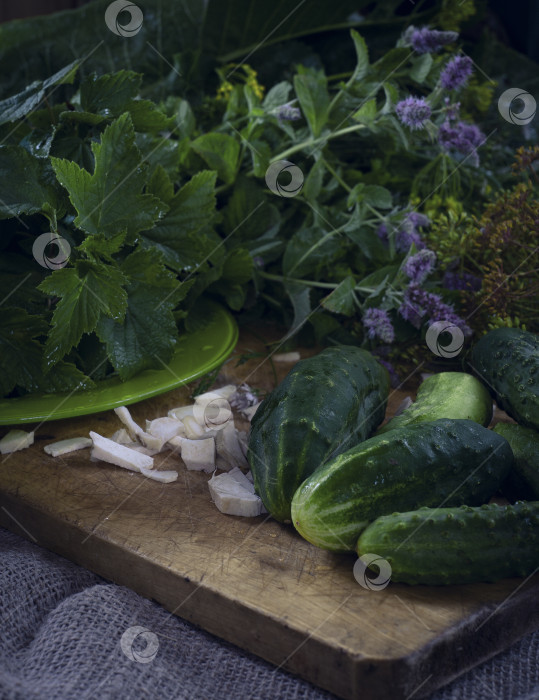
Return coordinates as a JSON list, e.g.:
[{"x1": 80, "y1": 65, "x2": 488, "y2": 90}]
[{"x1": 0, "y1": 301, "x2": 238, "y2": 426}]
